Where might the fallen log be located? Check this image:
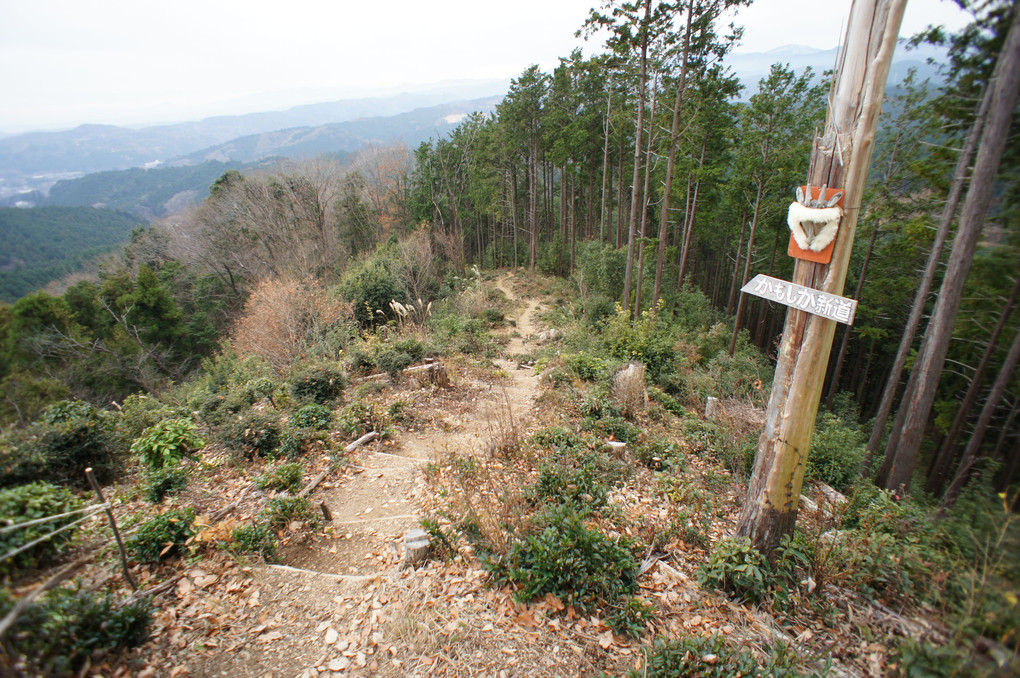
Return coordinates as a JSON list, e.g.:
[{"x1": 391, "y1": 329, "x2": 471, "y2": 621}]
[
  {"x1": 354, "y1": 362, "x2": 449, "y2": 387},
  {"x1": 343, "y1": 431, "x2": 379, "y2": 454},
  {"x1": 297, "y1": 472, "x2": 327, "y2": 499}
]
